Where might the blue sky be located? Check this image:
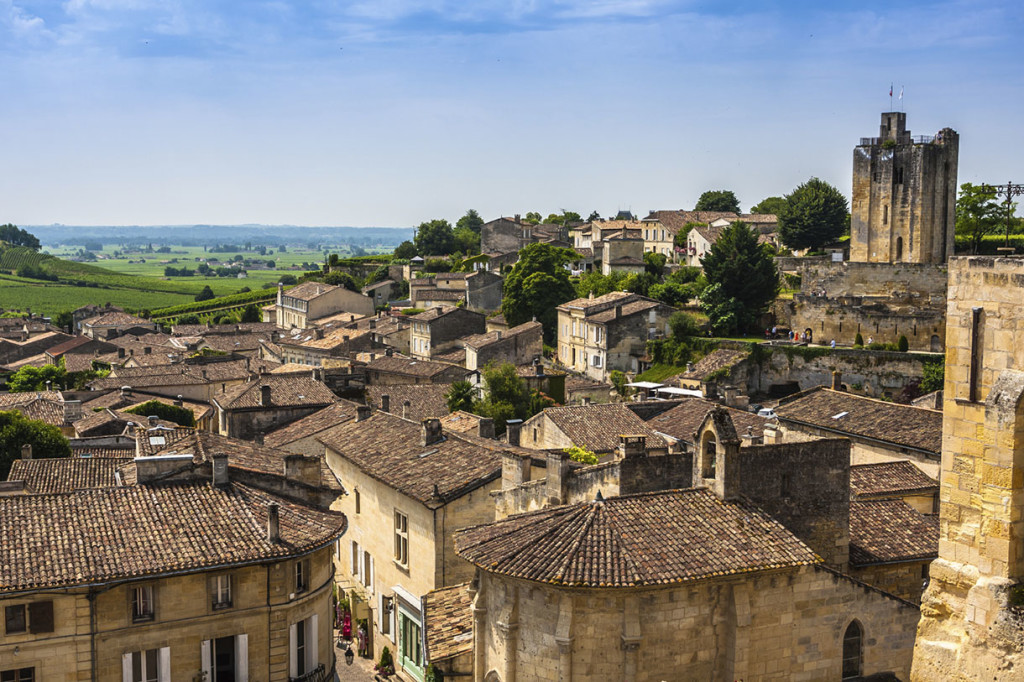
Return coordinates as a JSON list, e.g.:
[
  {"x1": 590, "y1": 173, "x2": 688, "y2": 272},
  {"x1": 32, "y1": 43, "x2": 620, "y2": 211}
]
[{"x1": 2, "y1": 0, "x2": 1022, "y2": 227}]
